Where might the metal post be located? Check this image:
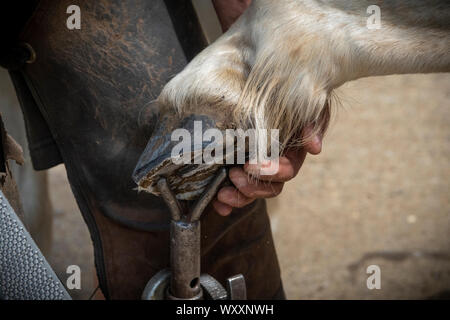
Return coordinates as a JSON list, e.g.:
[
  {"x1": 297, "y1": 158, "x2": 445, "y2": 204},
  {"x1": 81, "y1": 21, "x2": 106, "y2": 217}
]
[{"x1": 168, "y1": 220, "x2": 202, "y2": 299}]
